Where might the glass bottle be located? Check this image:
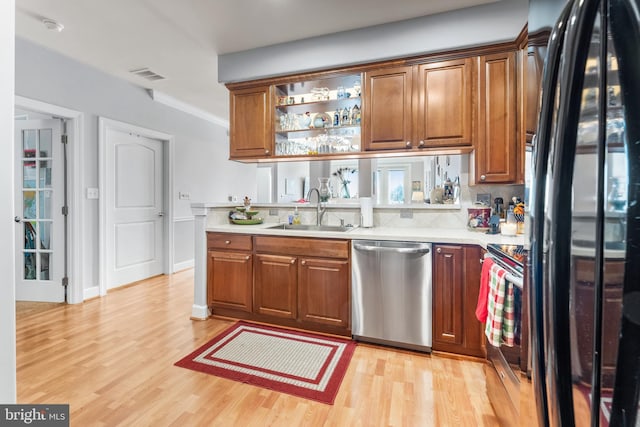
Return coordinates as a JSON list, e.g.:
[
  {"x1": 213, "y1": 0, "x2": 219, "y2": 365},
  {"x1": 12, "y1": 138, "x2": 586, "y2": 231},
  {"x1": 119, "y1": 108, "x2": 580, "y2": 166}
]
[
  {"x1": 334, "y1": 109, "x2": 340, "y2": 127},
  {"x1": 318, "y1": 177, "x2": 331, "y2": 202},
  {"x1": 341, "y1": 107, "x2": 350, "y2": 126}
]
